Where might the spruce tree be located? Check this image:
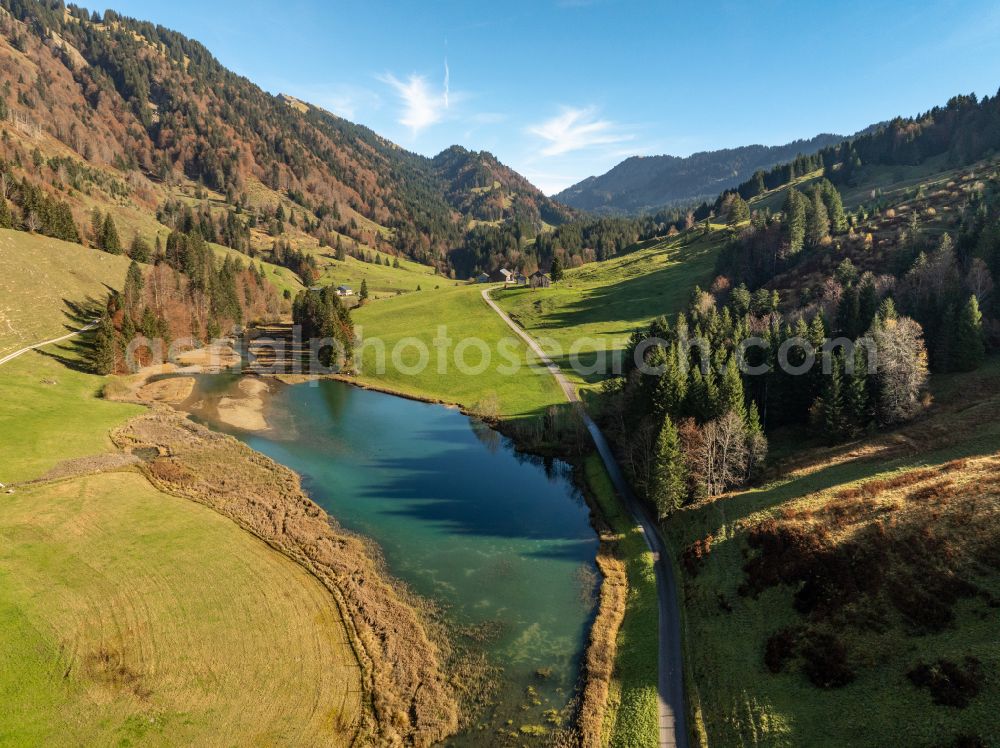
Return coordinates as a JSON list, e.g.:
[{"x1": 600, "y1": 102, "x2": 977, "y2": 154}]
[
  {"x1": 550, "y1": 255, "x2": 564, "y2": 282},
  {"x1": 648, "y1": 414, "x2": 687, "y2": 519},
  {"x1": 846, "y1": 345, "x2": 871, "y2": 435},
  {"x1": 820, "y1": 179, "x2": 848, "y2": 233},
  {"x1": 728, "y1": 194, "x2": 750, "y2": 225},
  {"x1": 816, "y1": 353, "x2": 847, "y2": 443},
  {"x1": 654, "y1": 344, "x2": 688, "y2": 419},
  {"x1": 359, "y1": 278, "x2": 369, "y2": 302},
  {"x1": 0, "y1": 196, "x2": 11, "y2": 229},
  {"x1": 953, "y1": 294, "x2": 985, "y2": 372},
  {"x1": 91, "y1": 310, "x2": 117, "y2": 375},
  {"x1": 130, "y1": 234, "x2": 151, "y2": 263},
  {"x1": 100, "y1": 213, "x2": 121, "y2": 254},
  {"x1": 783, "y1": 189, "x2": 807, "y2": 254},
  {"x1": 123, "y1": 261, "x2": 144, "y2": 320},
  {"x1": 720, "y1": 355, "x2": 747, "y2": 421},
  {"x1": 807, "y1": 189, "x2": 830, "y2": 246}
]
